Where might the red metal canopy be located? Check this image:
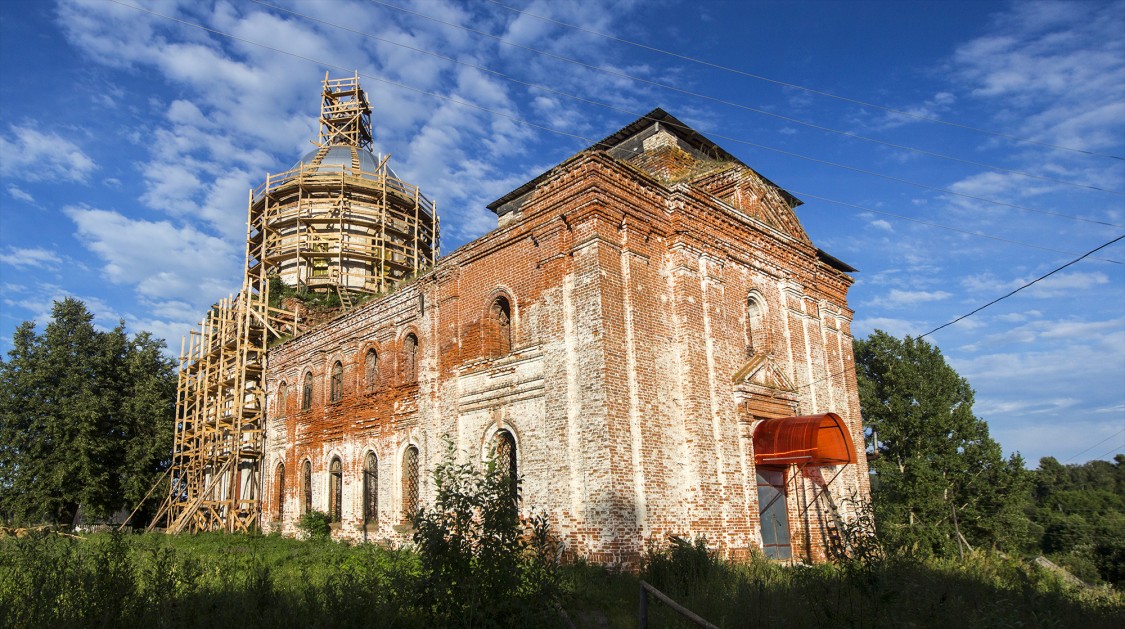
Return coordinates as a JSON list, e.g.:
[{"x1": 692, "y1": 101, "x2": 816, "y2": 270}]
[{"x1": 753, "y1": 413, "x2": 856, "y2": 466}]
